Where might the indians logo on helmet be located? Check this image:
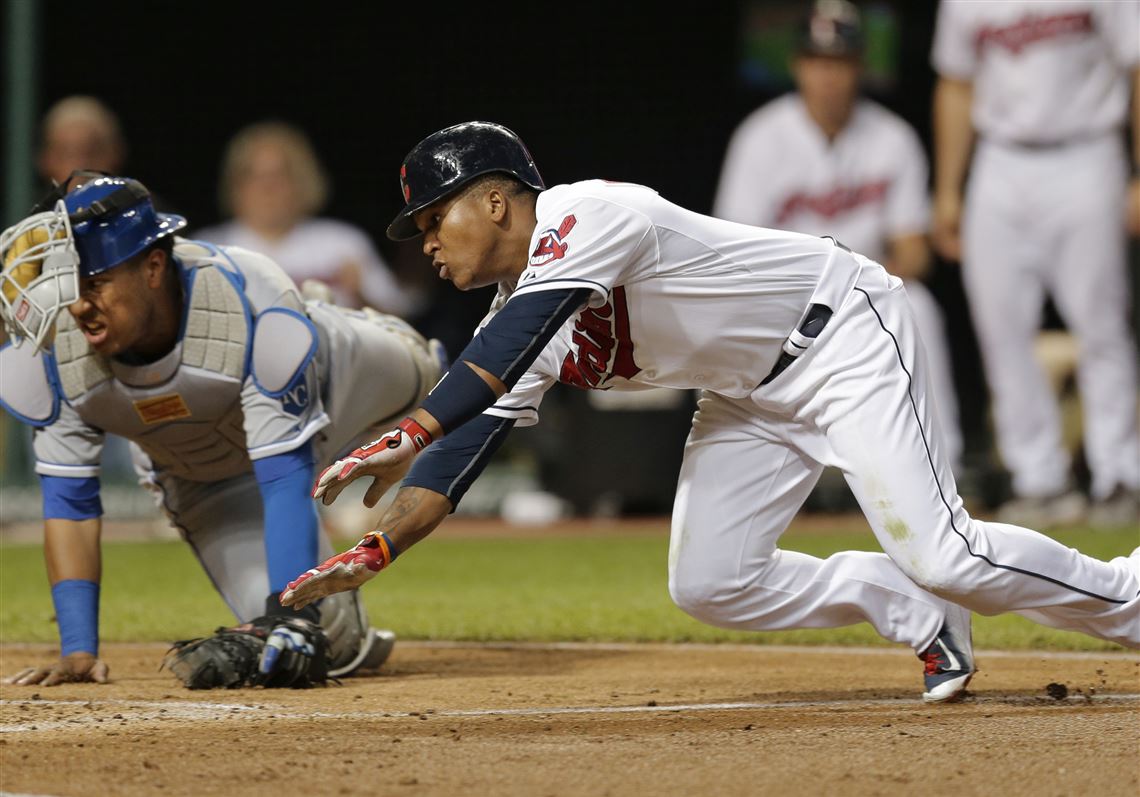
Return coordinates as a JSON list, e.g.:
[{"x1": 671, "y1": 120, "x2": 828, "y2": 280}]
[{"x1": 529, "y1": 215, "x2": 577, "y2": 267}]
